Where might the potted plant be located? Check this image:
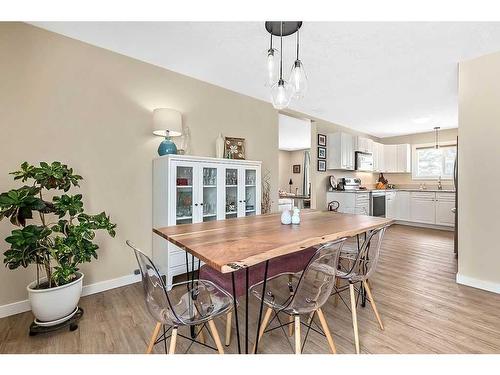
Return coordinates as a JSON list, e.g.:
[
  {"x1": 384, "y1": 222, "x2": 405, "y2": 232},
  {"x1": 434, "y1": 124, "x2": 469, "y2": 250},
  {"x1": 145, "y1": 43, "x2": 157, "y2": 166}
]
[{"x1": 0, "y1": 162, "x2": 116, "y2": 325}]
